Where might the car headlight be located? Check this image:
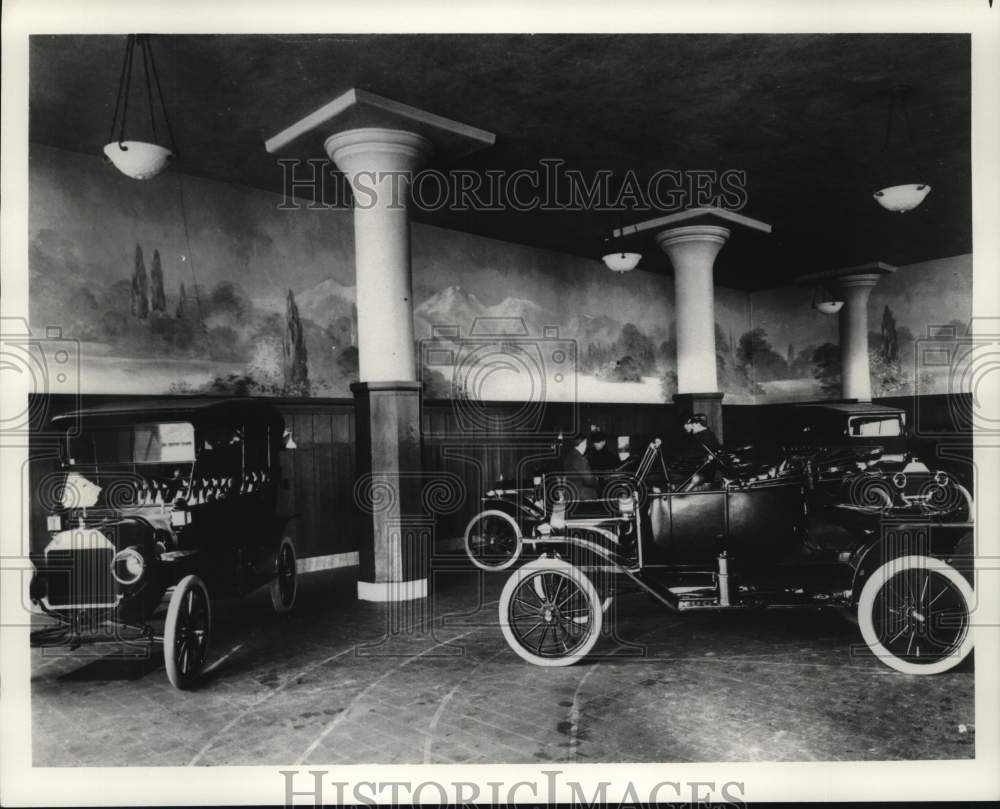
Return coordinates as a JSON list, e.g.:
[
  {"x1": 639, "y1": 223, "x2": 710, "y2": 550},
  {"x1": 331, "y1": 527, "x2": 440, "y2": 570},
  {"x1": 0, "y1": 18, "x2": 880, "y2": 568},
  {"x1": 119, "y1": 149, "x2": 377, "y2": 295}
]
[
  {"x1": 618, "y1": 495, "x2": 636, "y2": 515},
  {"x1": 111, "y1": 547, "x2": 145, "y2": 586}
]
